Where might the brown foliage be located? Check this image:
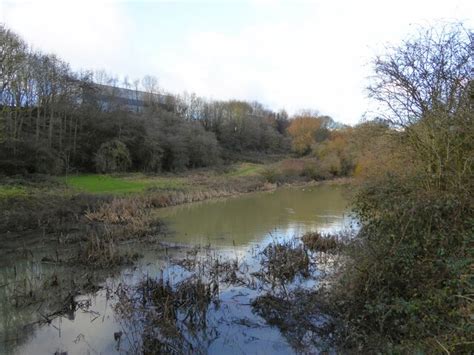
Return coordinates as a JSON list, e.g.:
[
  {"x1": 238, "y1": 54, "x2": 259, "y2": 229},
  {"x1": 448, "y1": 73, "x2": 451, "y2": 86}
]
[{"x1": 287, "y1": 115, "x2": 326, "y2": 155}]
